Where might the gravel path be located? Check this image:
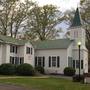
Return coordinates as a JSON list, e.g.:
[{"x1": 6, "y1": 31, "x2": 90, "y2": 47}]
[{"x1": 0, "y1": 84, "x2": 29, "y2": 90}]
